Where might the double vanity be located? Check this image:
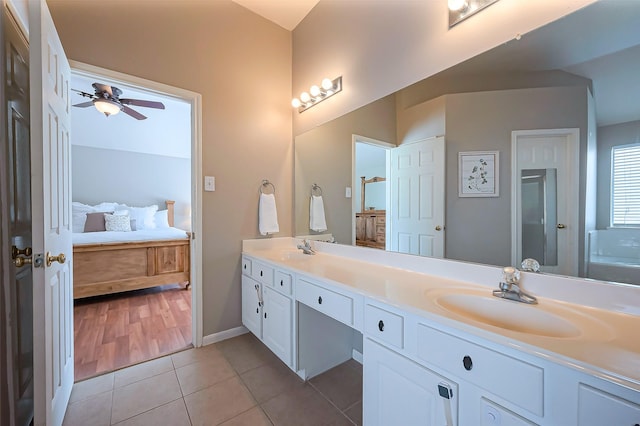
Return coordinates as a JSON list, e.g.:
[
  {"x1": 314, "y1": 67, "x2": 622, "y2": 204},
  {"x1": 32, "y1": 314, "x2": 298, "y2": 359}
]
[{"x1": 241, "y1": 237, "x2": 640, "y2": 425}]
